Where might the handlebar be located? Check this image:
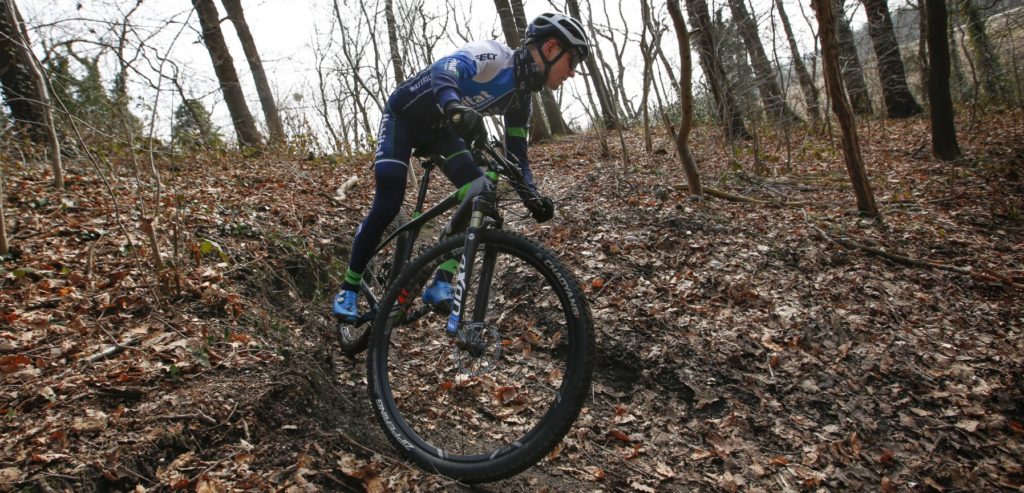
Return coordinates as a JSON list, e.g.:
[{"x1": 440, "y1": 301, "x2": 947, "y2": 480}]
[{"x1": 471, "y1": 138, "x2": 538, "y2": 200}]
